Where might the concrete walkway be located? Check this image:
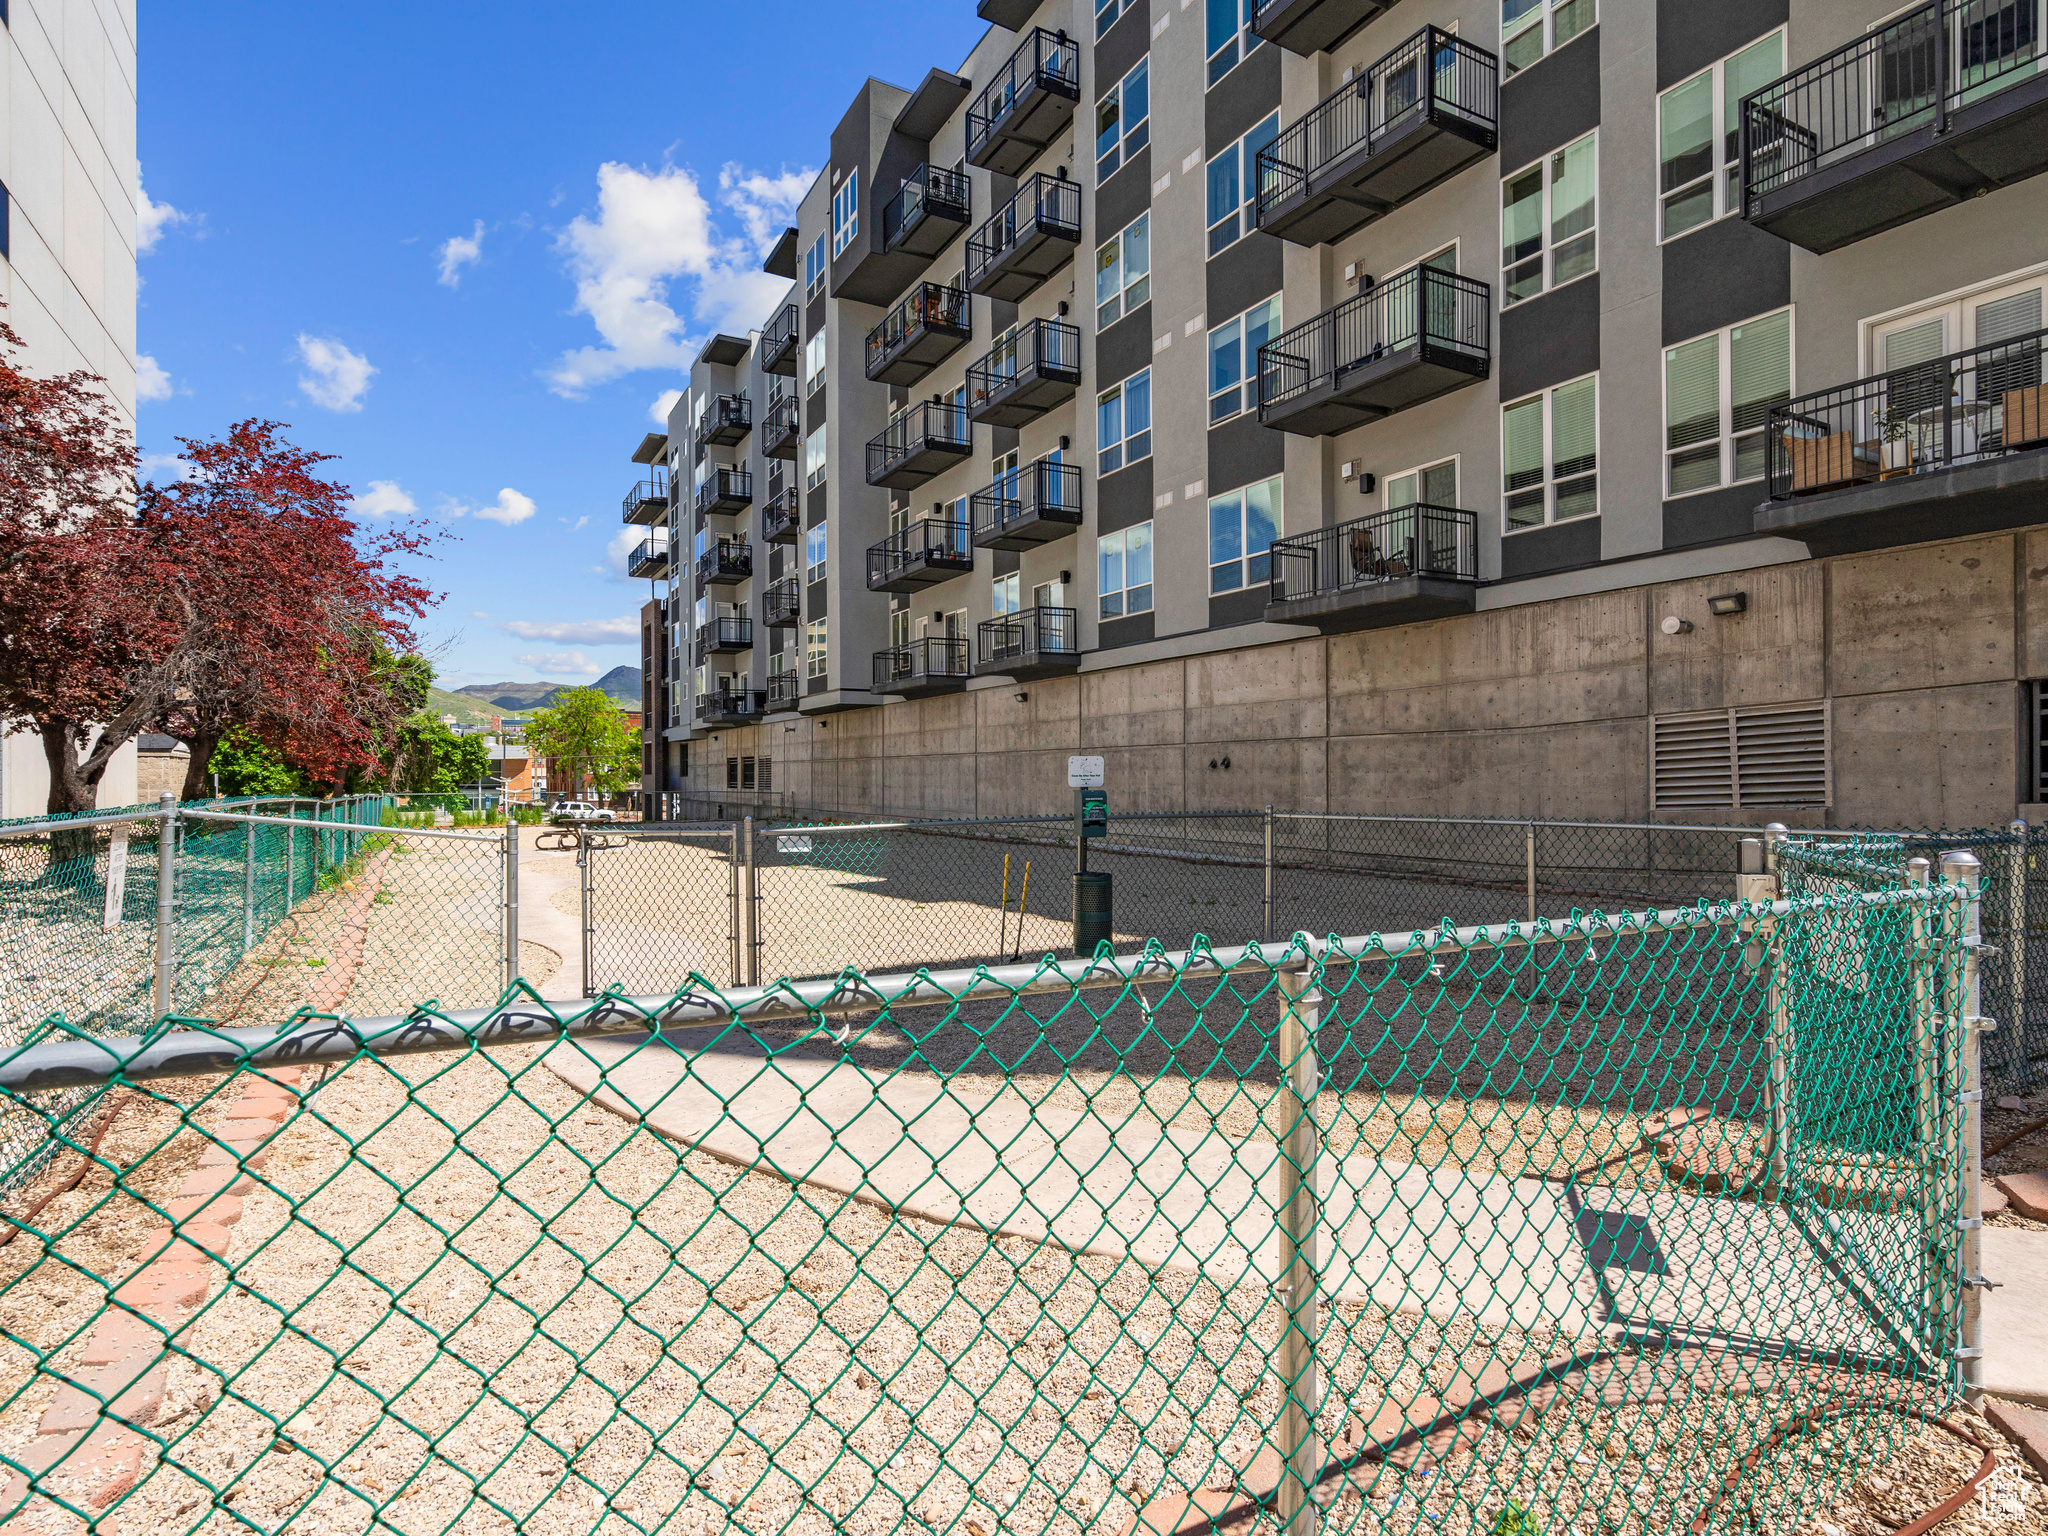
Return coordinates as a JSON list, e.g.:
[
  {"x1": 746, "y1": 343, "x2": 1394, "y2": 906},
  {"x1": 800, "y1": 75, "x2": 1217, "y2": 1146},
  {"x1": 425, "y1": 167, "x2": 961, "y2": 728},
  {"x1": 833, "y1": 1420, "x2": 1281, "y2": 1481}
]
[
  {"x1": 1983, "y1": 1226, "x2": 2048, "y2": 1407},
  {"x1": 547, "y1": 1029, "x2": 1909, "y2": 1356},
  {"x1": 516, "y1": 829, "x2": 585, "y2": 1004}
]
